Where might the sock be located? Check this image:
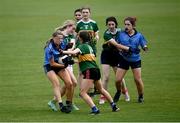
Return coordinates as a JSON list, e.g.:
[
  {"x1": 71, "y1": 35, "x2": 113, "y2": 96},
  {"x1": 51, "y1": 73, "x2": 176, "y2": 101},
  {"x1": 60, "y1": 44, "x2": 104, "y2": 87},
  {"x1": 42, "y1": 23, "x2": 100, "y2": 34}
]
[
  {"x1": 110, "y1": 102, "x2": 116, "y2": 108},
  {"x1": 92, "y1": 106, "x2": 98, "y2": 112},
  {"x1": 59, "y1": 102, "x2": 64, "y2": 109},
  {"x1": 139, "y1": 94, "x2": 143, "y2": 99},
  {"x1": 66, "y1": 100, "x2": 72, "y2": 106}
]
